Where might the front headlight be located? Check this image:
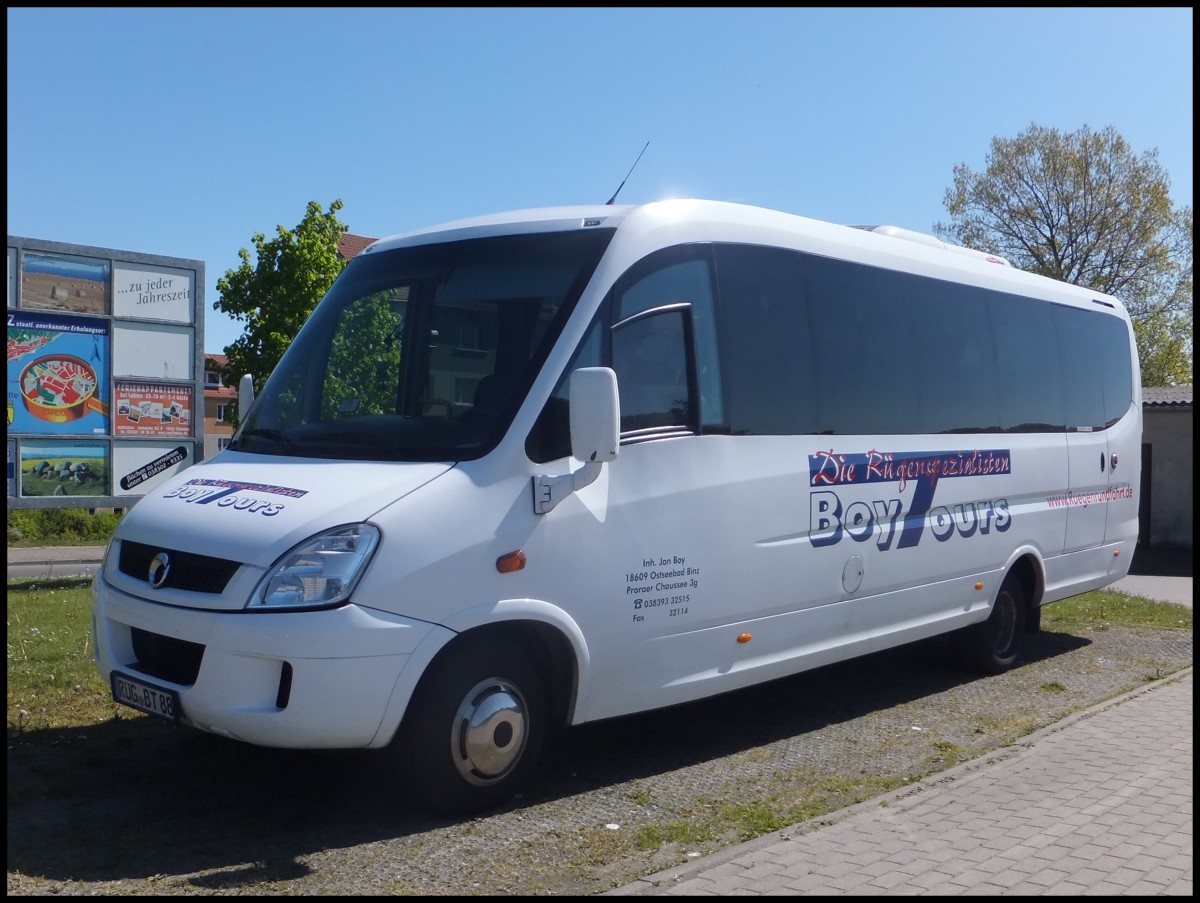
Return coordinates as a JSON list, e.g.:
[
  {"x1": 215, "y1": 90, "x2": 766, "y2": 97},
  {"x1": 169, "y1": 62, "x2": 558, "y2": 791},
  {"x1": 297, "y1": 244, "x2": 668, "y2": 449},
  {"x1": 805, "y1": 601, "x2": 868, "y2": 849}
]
[{"x1": 249, "y1": 524, "x2": 380, "y2": 610}]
